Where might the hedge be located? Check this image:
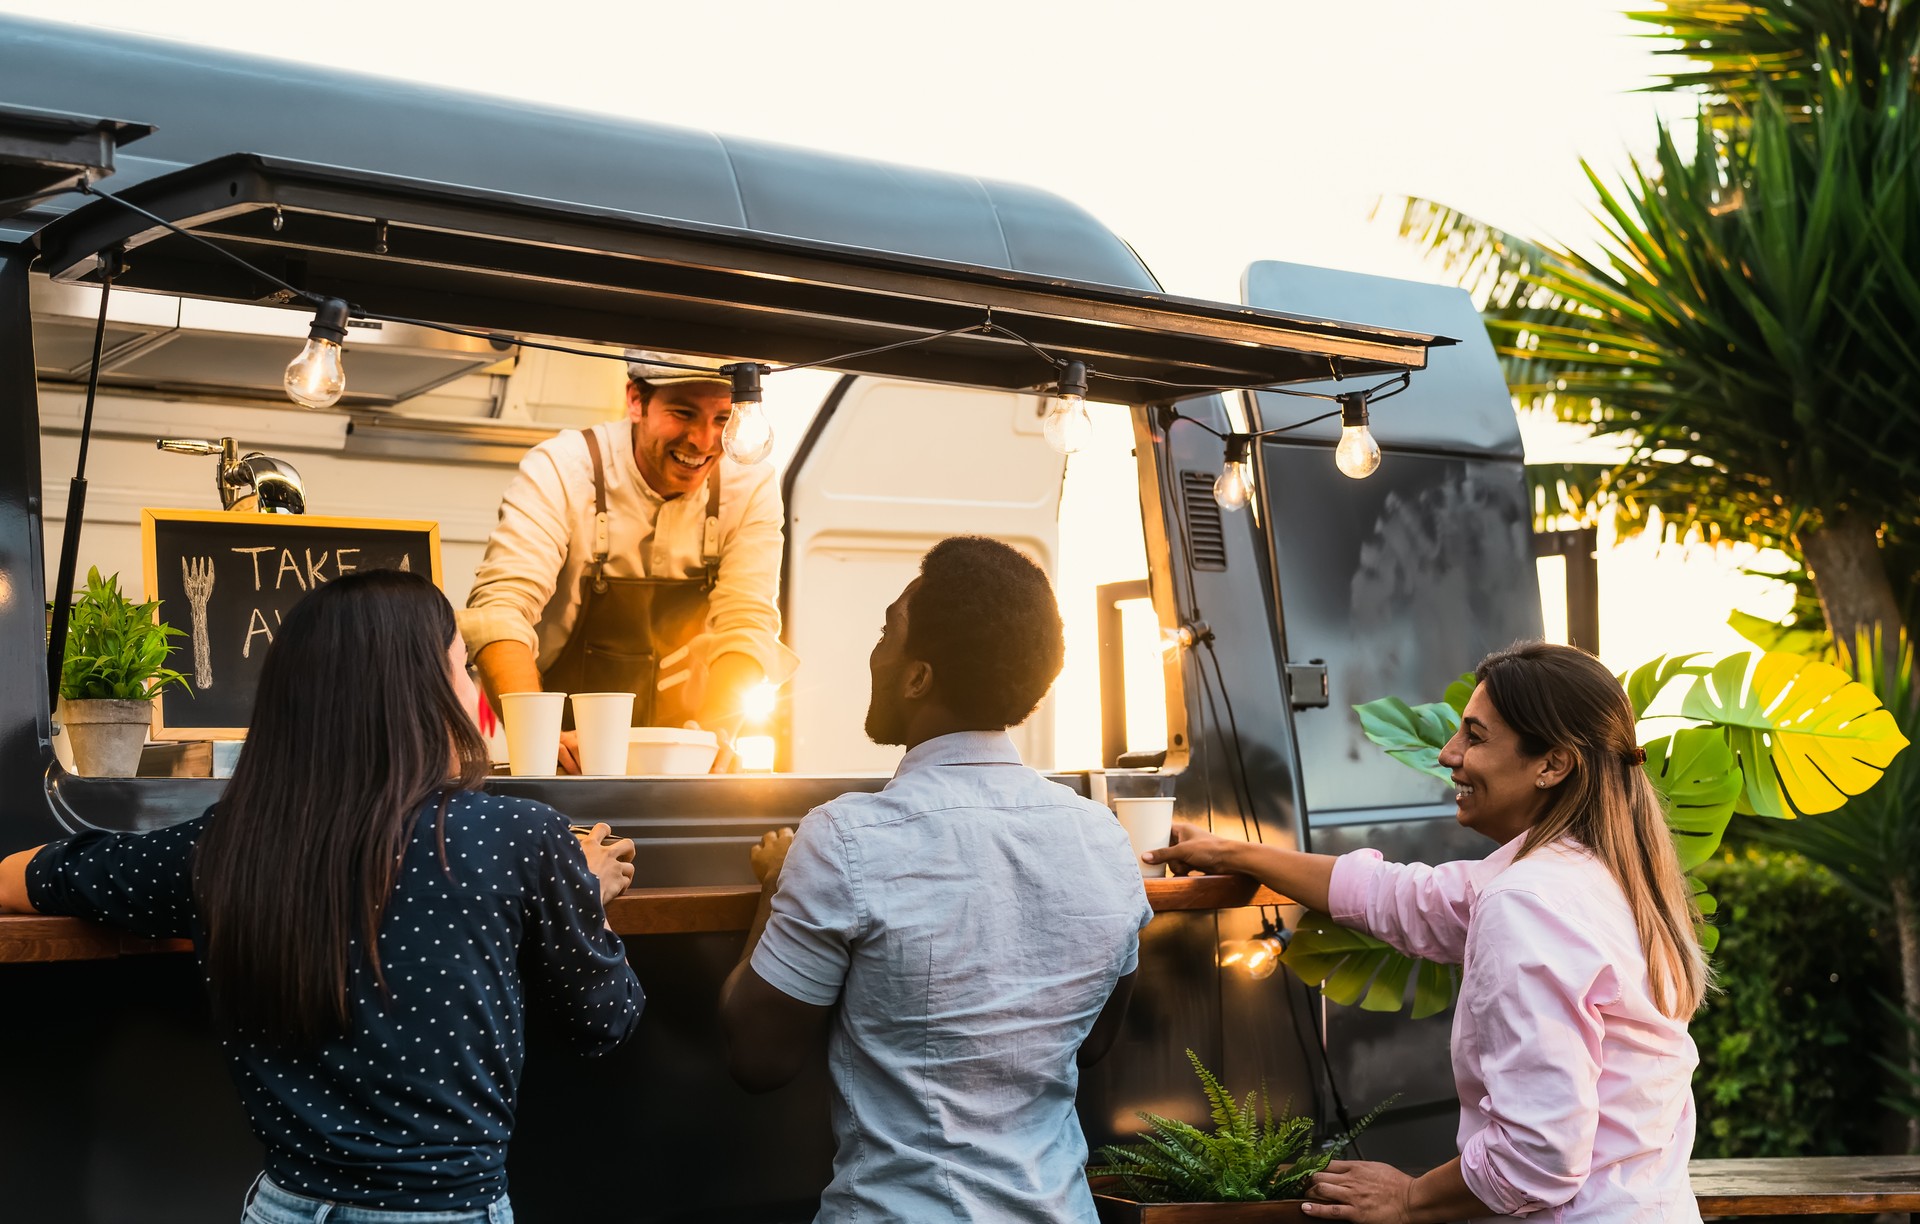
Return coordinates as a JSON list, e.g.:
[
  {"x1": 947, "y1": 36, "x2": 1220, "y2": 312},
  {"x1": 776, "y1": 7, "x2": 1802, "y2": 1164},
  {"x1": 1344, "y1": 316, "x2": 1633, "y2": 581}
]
[{"x1": 1690, "y1": 845, "x2": 1891, "y2": 1158}]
